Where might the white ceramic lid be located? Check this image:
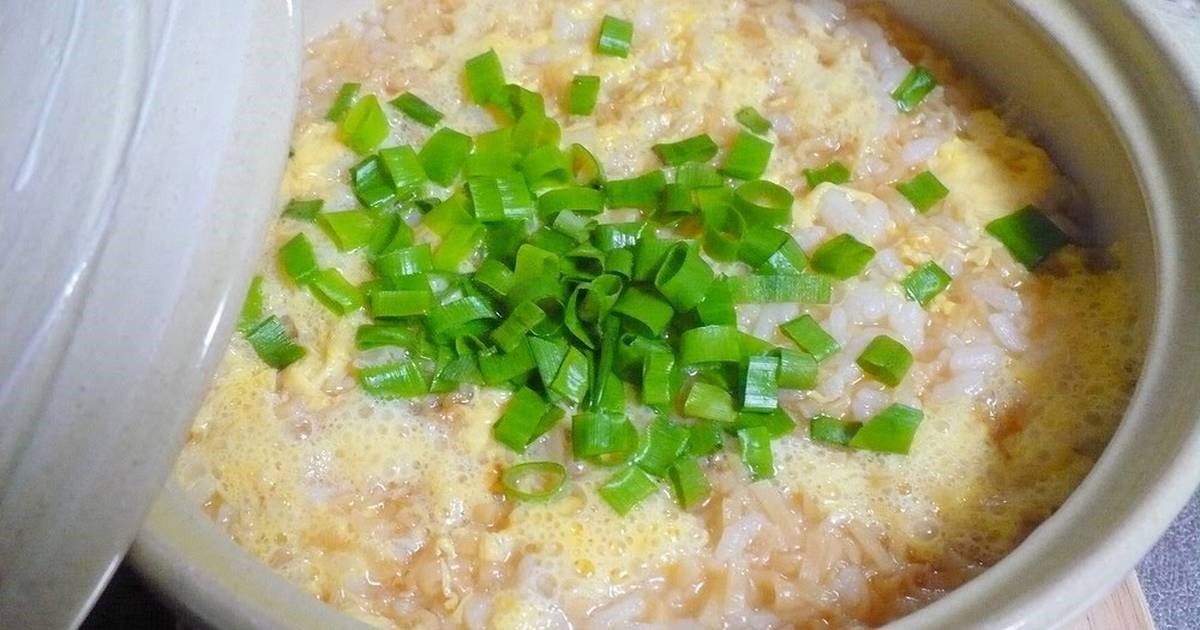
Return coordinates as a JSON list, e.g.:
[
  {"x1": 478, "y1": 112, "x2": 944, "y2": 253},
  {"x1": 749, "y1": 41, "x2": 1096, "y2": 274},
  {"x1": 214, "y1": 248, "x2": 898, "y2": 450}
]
[{"x1": 0, "y1": 2, "x2": 300, "y2": 627}]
